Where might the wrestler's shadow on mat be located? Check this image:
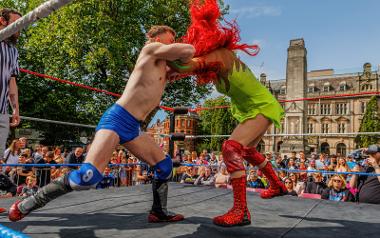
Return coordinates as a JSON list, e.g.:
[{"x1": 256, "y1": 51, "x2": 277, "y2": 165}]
[
  {"x1": 172, "y1": 216, "x2": 378, "y2": 238},
  {"x1": 0, "y1": 212, "x2": 197, "y2": 237}
]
